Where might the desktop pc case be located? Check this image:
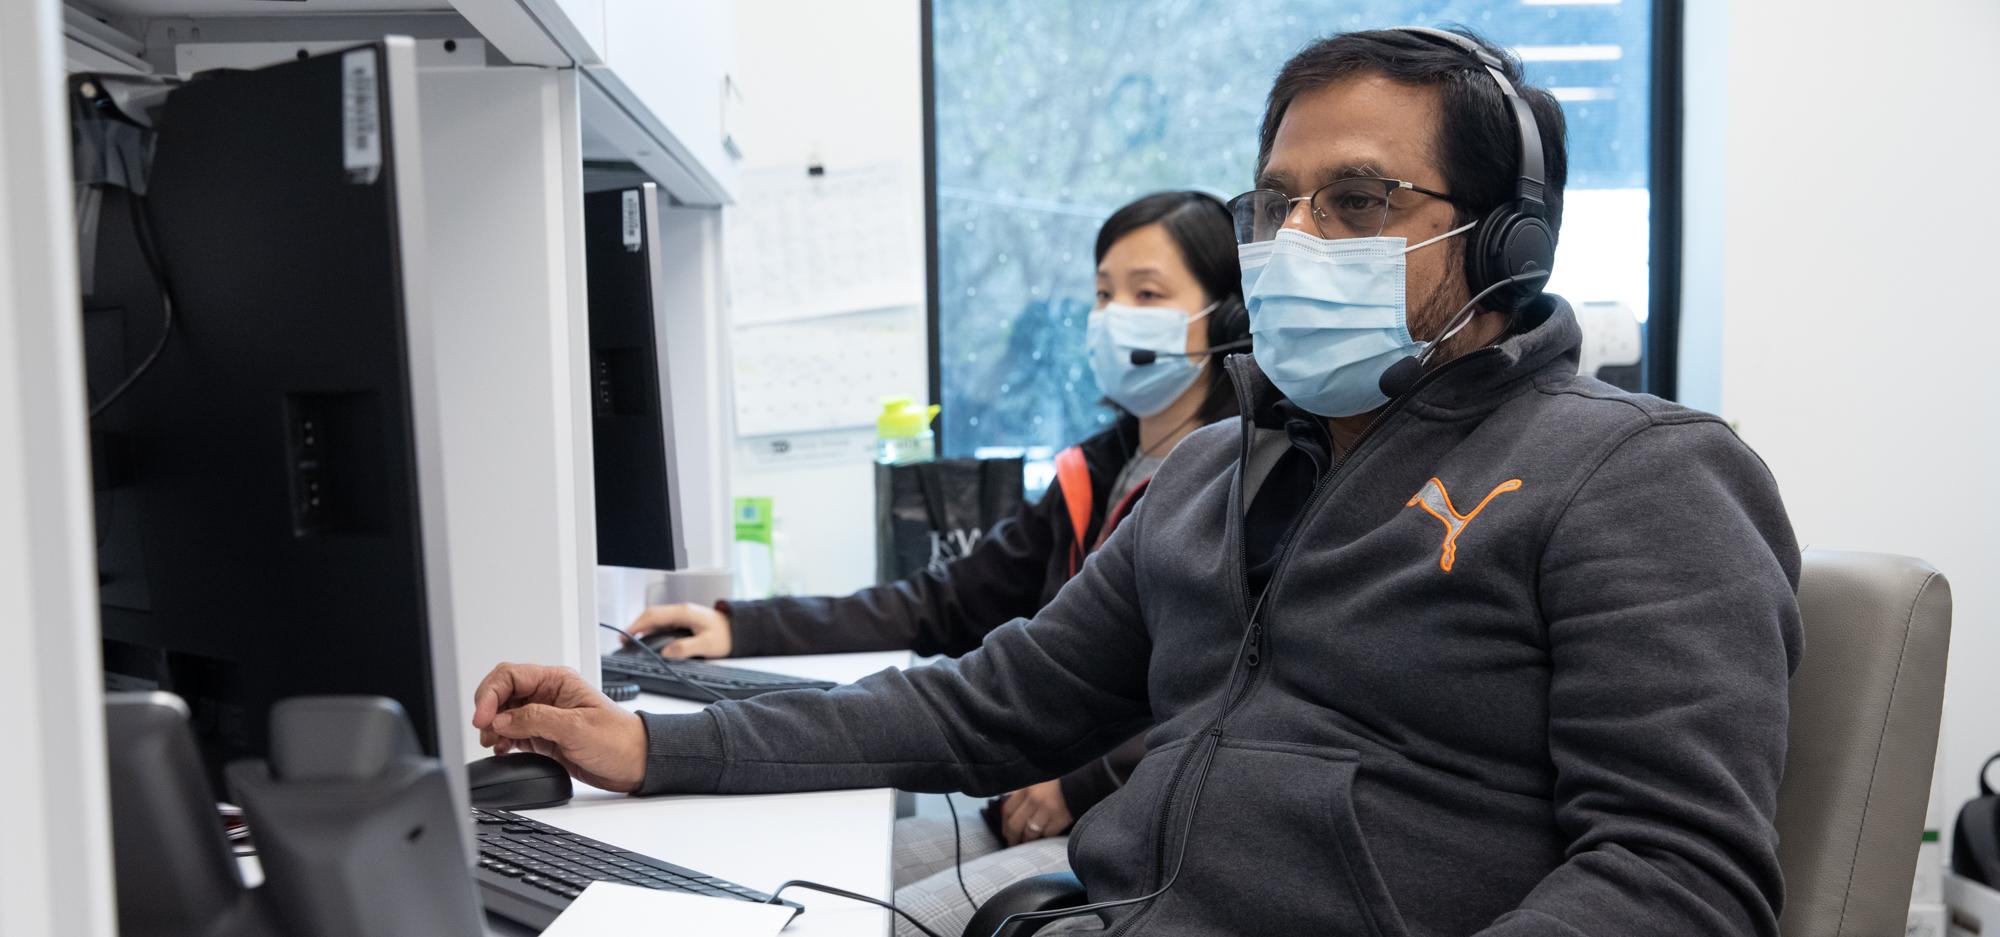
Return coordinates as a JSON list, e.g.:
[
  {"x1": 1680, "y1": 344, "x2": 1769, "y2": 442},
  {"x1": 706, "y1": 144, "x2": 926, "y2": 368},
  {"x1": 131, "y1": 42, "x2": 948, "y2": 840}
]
[
  {"x1": 80, "y1": 41, "x2": 463, "y2": 791},
  {"x1": 585, "y1": 183, "x2": 688, "y2": 572}
]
